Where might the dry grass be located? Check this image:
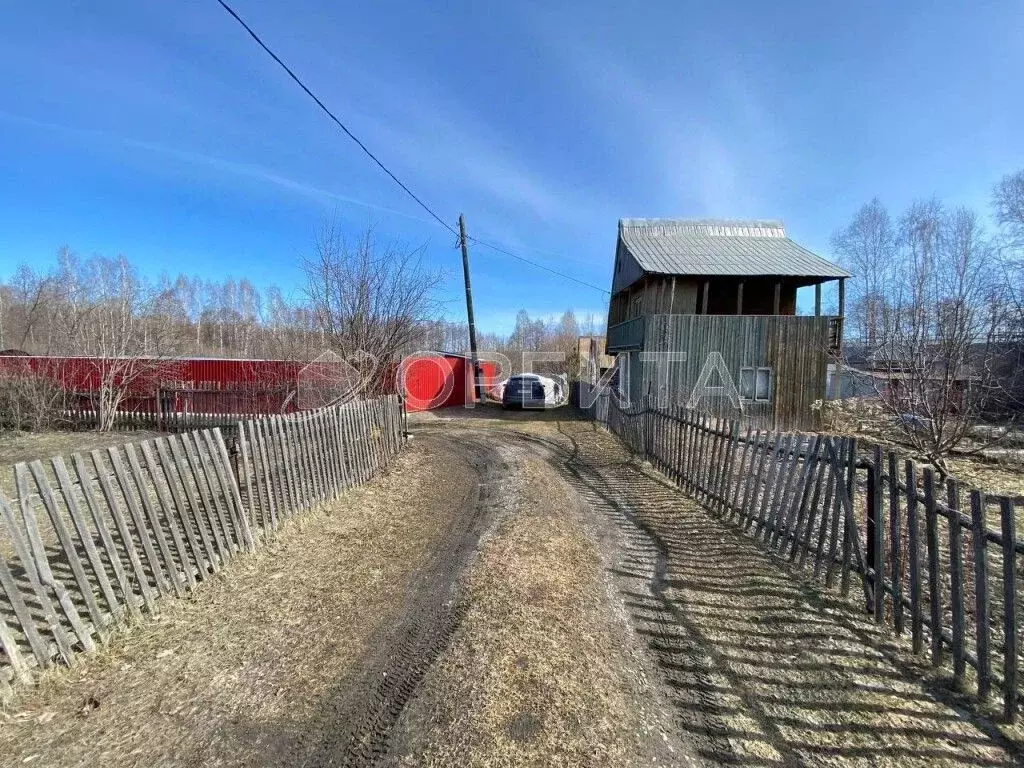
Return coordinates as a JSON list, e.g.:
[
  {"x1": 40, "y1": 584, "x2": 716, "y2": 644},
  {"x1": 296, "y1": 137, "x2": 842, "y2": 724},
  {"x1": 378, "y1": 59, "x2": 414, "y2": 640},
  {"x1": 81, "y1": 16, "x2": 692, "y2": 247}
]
[
  {"x1": 0, "y1": 428, "x2": 158, "y2": 498},
  {"x1": 388, "y1": 439, "x2": 686, "y2": 768},
  {"x1": 0, "y1": 436, "x2": 477, "y2": 768}
]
